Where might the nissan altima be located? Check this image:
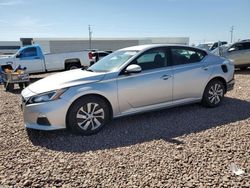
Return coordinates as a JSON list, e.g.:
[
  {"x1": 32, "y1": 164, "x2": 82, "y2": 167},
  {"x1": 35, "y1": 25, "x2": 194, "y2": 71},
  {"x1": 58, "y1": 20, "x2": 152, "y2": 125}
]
[{"x1": 21, "y1": 44, "x2": 235, "y2": 135}]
